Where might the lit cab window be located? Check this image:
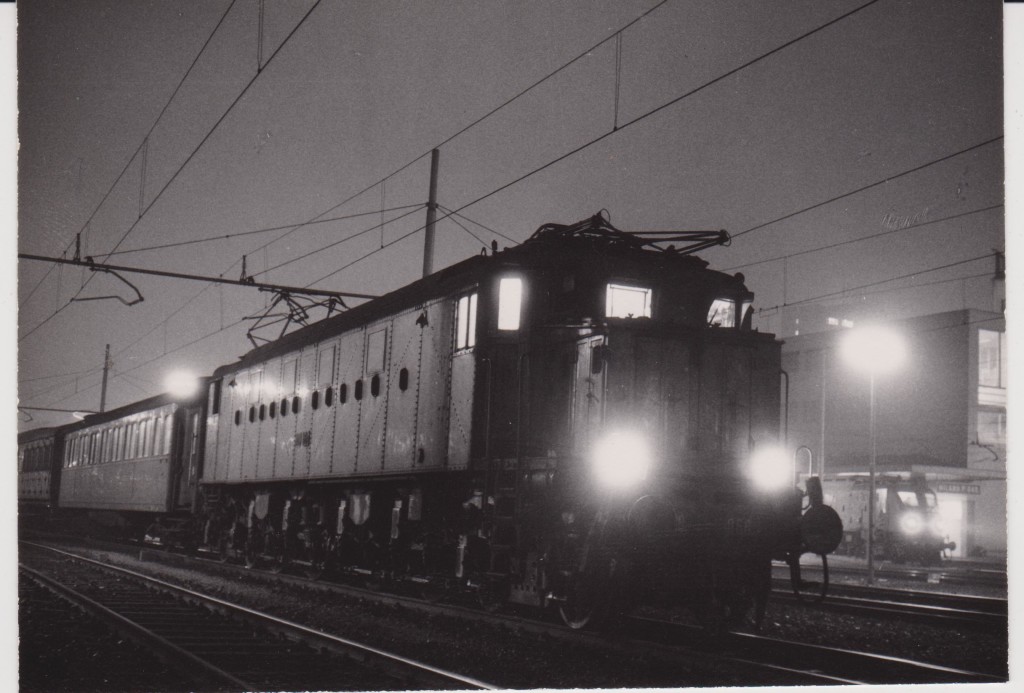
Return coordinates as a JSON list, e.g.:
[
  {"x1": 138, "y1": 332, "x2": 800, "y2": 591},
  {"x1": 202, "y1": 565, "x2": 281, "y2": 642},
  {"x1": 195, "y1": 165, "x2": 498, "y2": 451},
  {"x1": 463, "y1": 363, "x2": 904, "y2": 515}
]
[
  {"x1": 497, "y1": 277, "x2": 523, "y2": 331},
  {"x1": 456, "y1": 292, "x2": 478, "y2": 349},
  {"x1": 606, "y1": 283, "x2": 652, "y2": 318},
  {"x1": 707, "y1": 298, "x2": 735, "y2": 327}
]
